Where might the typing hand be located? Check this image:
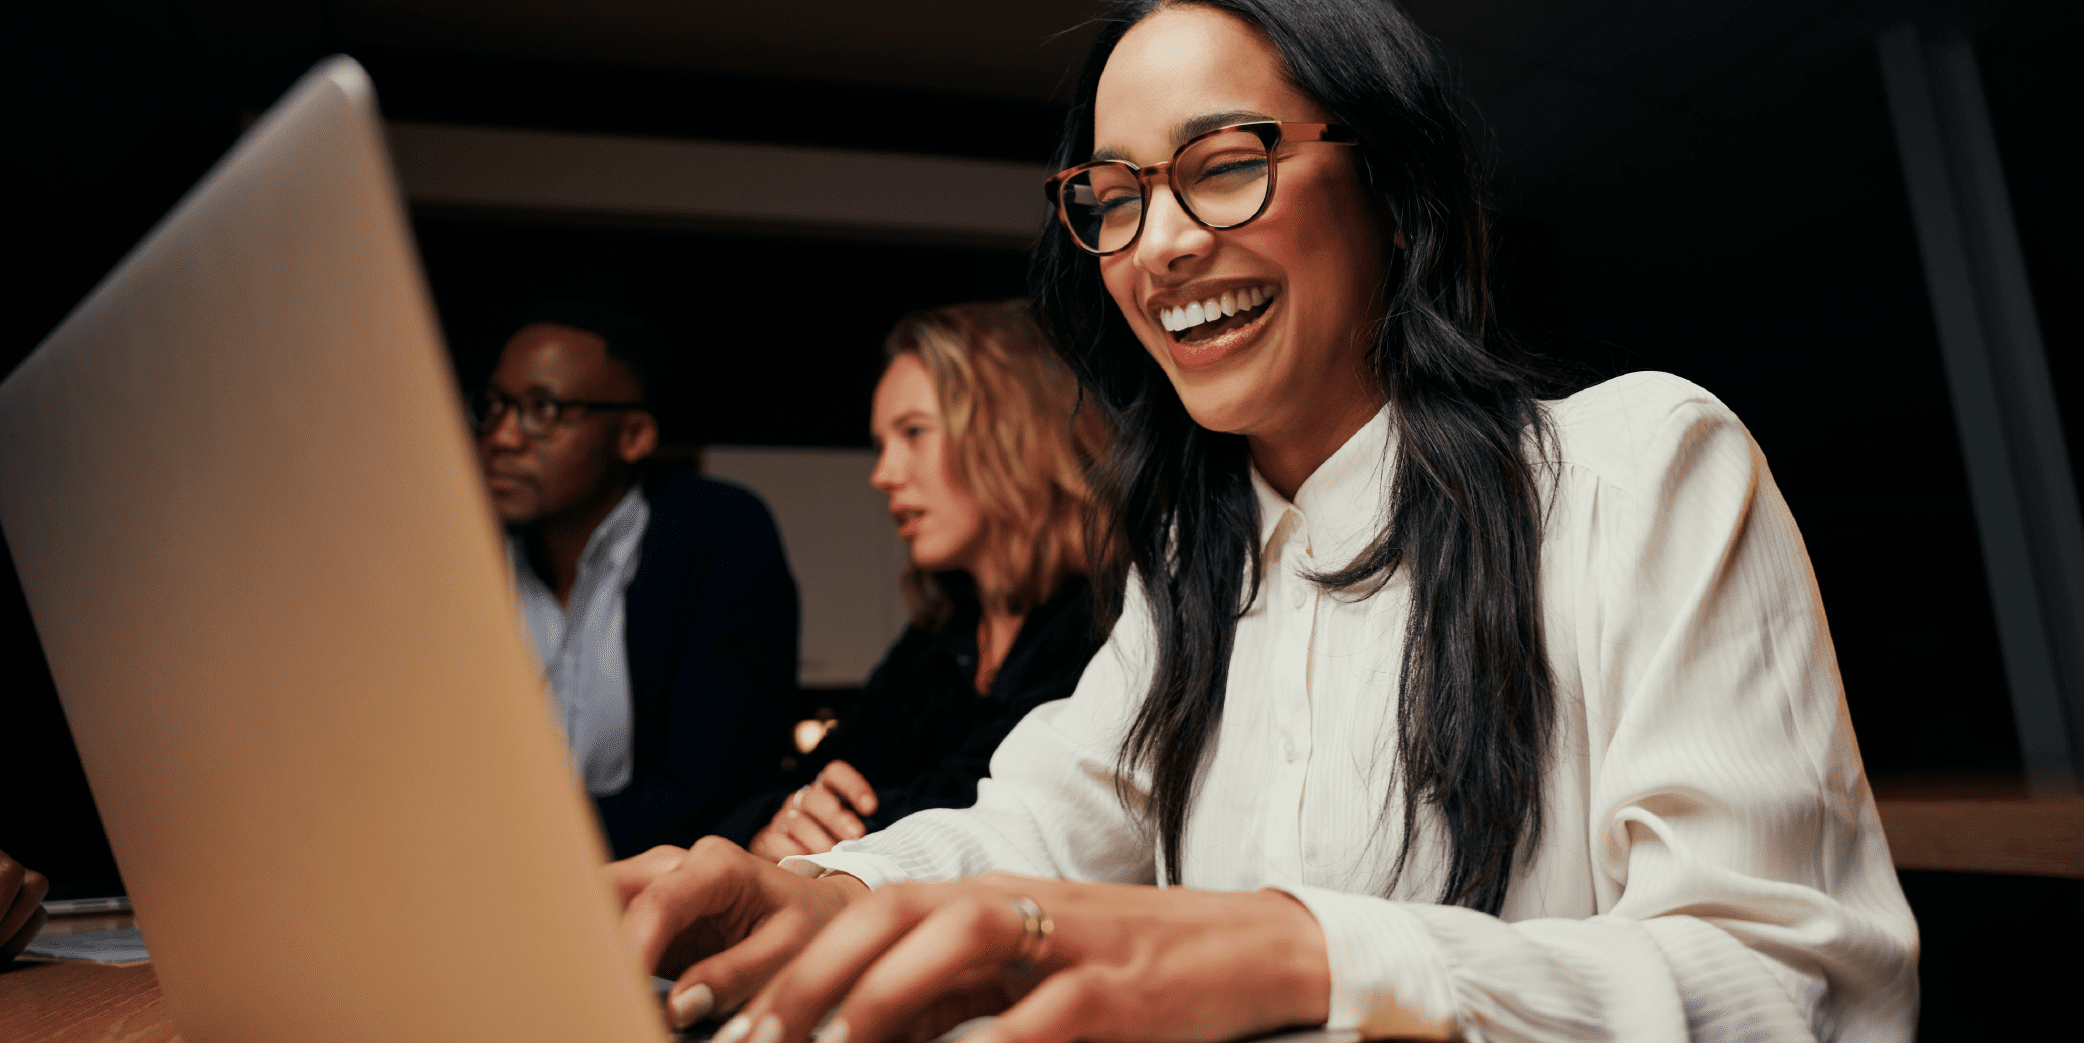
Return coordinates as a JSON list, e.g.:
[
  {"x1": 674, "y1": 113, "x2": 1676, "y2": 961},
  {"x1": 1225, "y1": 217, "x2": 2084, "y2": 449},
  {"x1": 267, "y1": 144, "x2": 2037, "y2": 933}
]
[
  {"x1": 707, "y1": 874, "x2": 1434, "y2": 1043},
  {"x1": 1, "y1": 847, "x2": 50, "y2": 963},
  {"x1": 749, "y1": 761, "x2": 881, "y2": 861},
  {"x1": 610, "y1": 838, "x2": 869, "y2": 1030}
]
